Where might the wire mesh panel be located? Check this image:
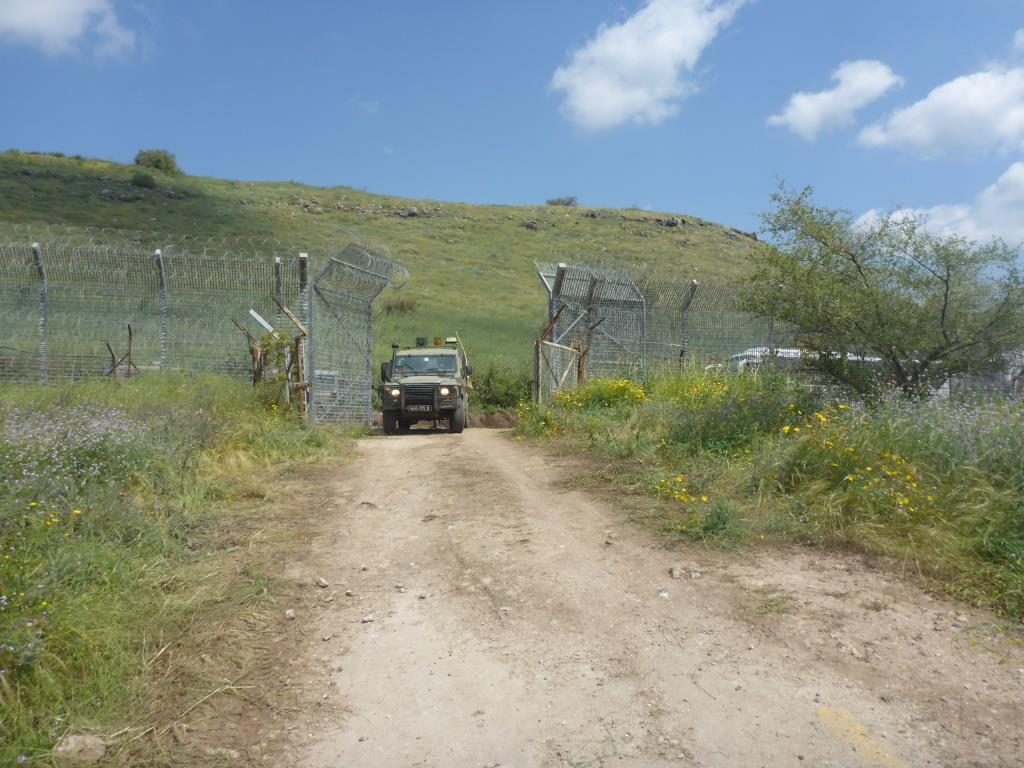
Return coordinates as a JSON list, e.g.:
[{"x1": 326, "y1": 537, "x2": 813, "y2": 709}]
[
  {"x1": 0, "y1": 243, "x2": 46, "y2": 381},
  {"x1": 158, "y1": 246, "x2": 304, "y2": 375},
  {"x1": 309, "y1": 244, "x2": 408, "y2": 424},
  {"x1": 536, "y1": 263, "x2": 646, "y2": 379},
  {"x1": 536, "y1": 341, "x2": 580, "y2": 405},
  {"x1": 0, "y1": 226, "x2": 407, "y2": 421},
  {"x1": 682, "y1": 281, "x2": 791, "y2": 361},
  {"x1": 537, "y1": 262, "x2": 786, "y2": 381}
]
